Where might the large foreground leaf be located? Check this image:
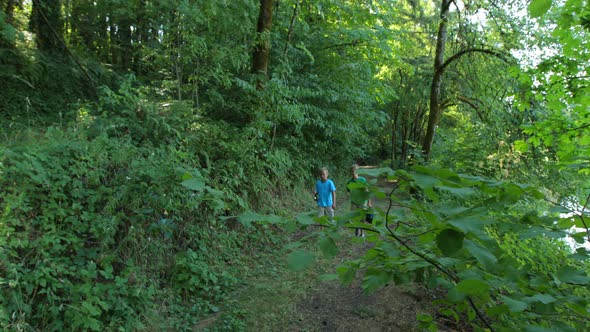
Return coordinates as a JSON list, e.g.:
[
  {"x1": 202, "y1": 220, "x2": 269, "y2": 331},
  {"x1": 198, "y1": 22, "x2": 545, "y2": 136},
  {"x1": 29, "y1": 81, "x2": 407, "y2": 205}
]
[
  {"x1": 436, "y1": 229, "x2": 465, "y2": 256},
  {"x1": 287, "y1": 250, "x2": 315, "y2": 271}
]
